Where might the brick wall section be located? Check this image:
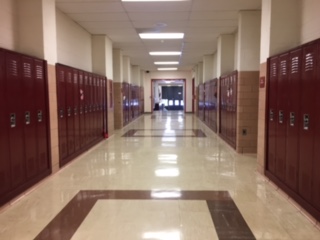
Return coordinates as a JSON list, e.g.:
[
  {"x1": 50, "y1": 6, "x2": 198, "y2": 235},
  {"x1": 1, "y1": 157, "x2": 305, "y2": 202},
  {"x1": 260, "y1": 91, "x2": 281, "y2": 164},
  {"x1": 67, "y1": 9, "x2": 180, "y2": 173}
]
[
  {"x1": 236, "y1": 71, "x2": 259, "y2": 153},
  {"x1": 107, "y1": 79, "x2": 114, "y2": 136},
  {"x1": 47, "y1": 64, "x2": 59, "y2": 173},
  {"x1": 257, "y1": 63, "x2": 267, "y2": 173},
  {"x1": 113, "y1": 82, "x2": 123, "y2": 129}
]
